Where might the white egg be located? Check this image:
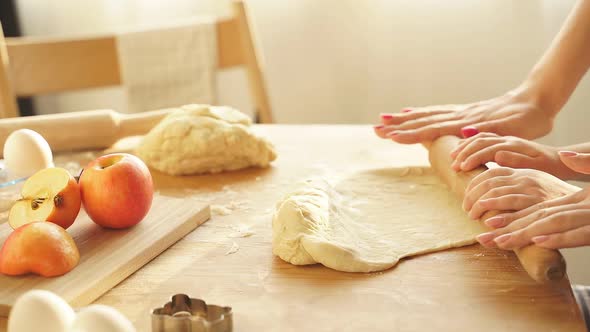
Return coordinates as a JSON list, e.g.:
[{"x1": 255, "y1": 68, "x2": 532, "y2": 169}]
[
  {"x1": 70, "y1": 305, "x2": 136, "y2": 332},
  {"x1": 8, "y1": 290, "x2": 76, "y2": 332},
  {"x1": 9, "y1": 290, "x2": 136, "y2": 332},
  {"x1": 4, "y1": 129, "x2": 54, "y2": 178}
]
